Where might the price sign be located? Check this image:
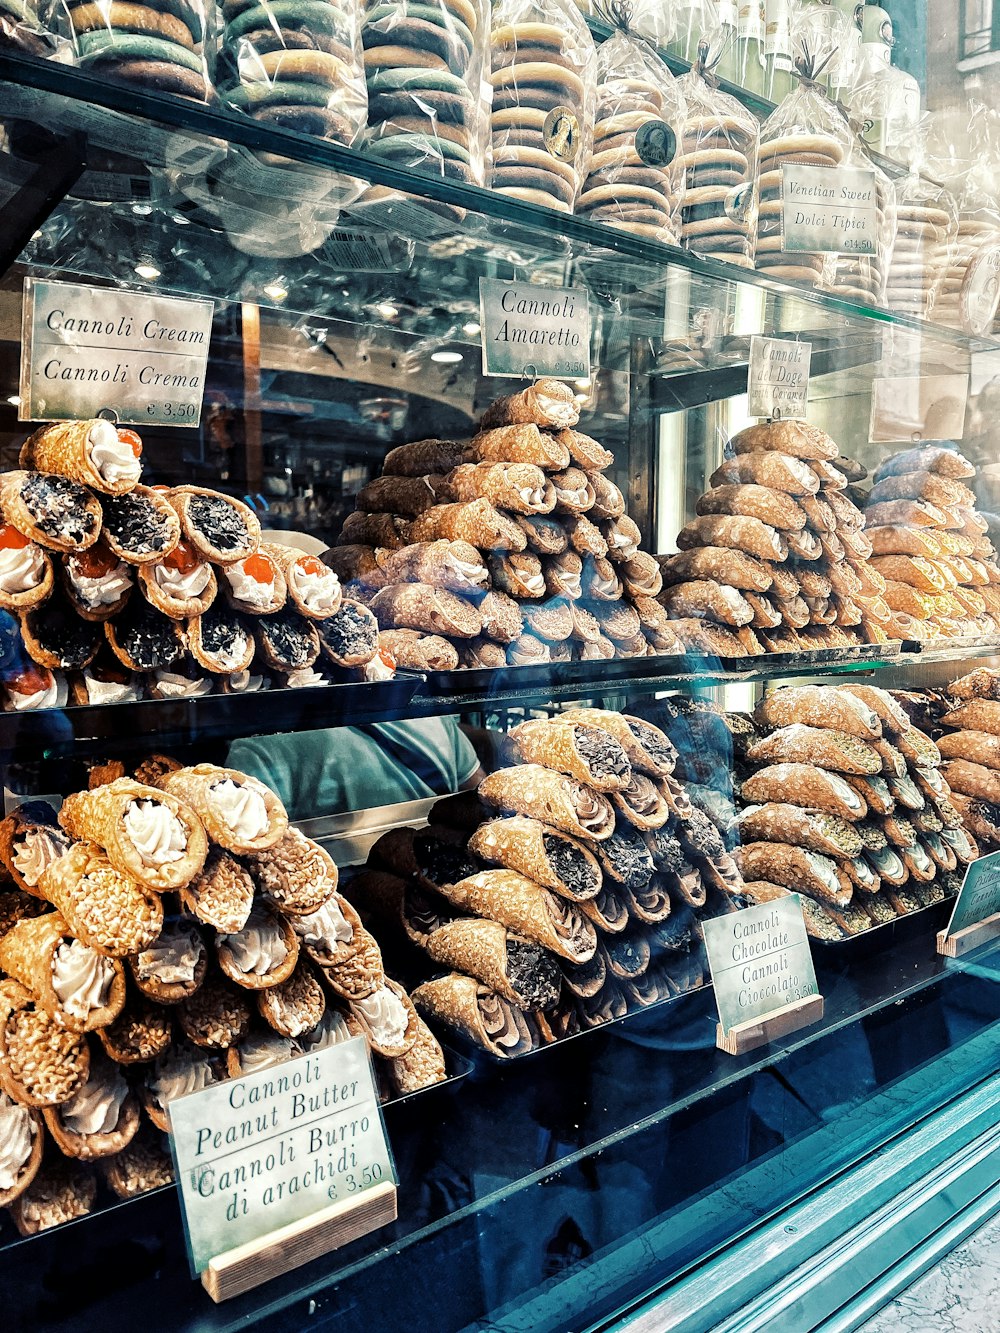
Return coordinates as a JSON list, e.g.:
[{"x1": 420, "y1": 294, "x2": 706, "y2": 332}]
[
  {"x1": 781, "y1": 165, "x2": 878, "y2": 256},
  {"x1": 869, "y1": 374, "x2": 969, "y2": 444},
  {"x1": 479, "y1": 278, "x2": 590, "y2": 380},
  {"x1": 937, "y1": 850, "x2": 1000, "y2": 957},
  {"x1": 747, "y1": 335, "x2": 811, "y2": 420},
  {"x1": 20, "y1": 277, "x2": 213, "y2": 427}
]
